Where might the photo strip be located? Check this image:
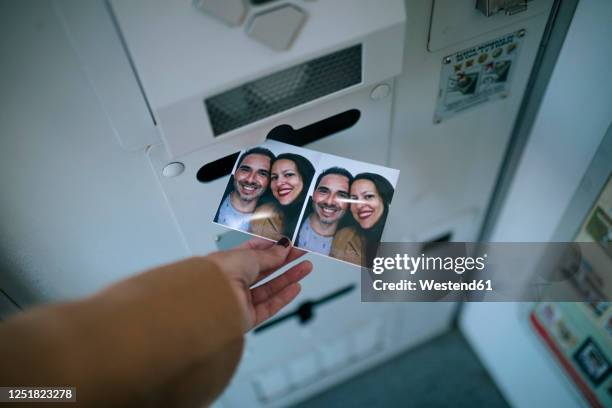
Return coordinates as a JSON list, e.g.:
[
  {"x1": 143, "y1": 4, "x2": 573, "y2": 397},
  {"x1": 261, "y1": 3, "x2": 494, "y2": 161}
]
[{"x1": 213, "y1": 140, "x2": 400, "y2": 267}]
